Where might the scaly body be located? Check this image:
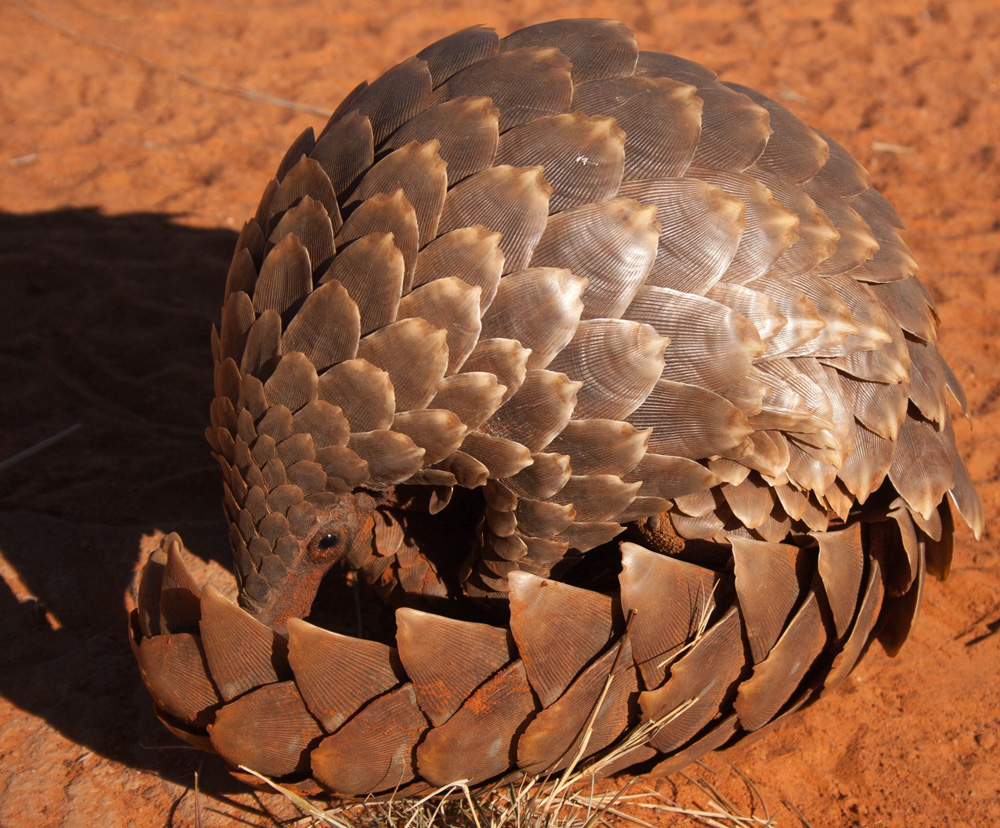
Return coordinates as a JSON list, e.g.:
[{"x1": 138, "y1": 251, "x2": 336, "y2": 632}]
[{"x1": 130, "y1": 19, "x2": 982, "y2": 797}]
